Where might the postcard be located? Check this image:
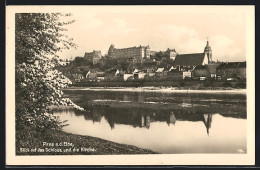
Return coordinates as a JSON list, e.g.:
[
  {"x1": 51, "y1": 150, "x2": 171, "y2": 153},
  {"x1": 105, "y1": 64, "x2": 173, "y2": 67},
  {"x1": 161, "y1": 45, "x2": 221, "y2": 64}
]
[{"x1": 6, "y1": 5, "x2": 255, "y2": 165}]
